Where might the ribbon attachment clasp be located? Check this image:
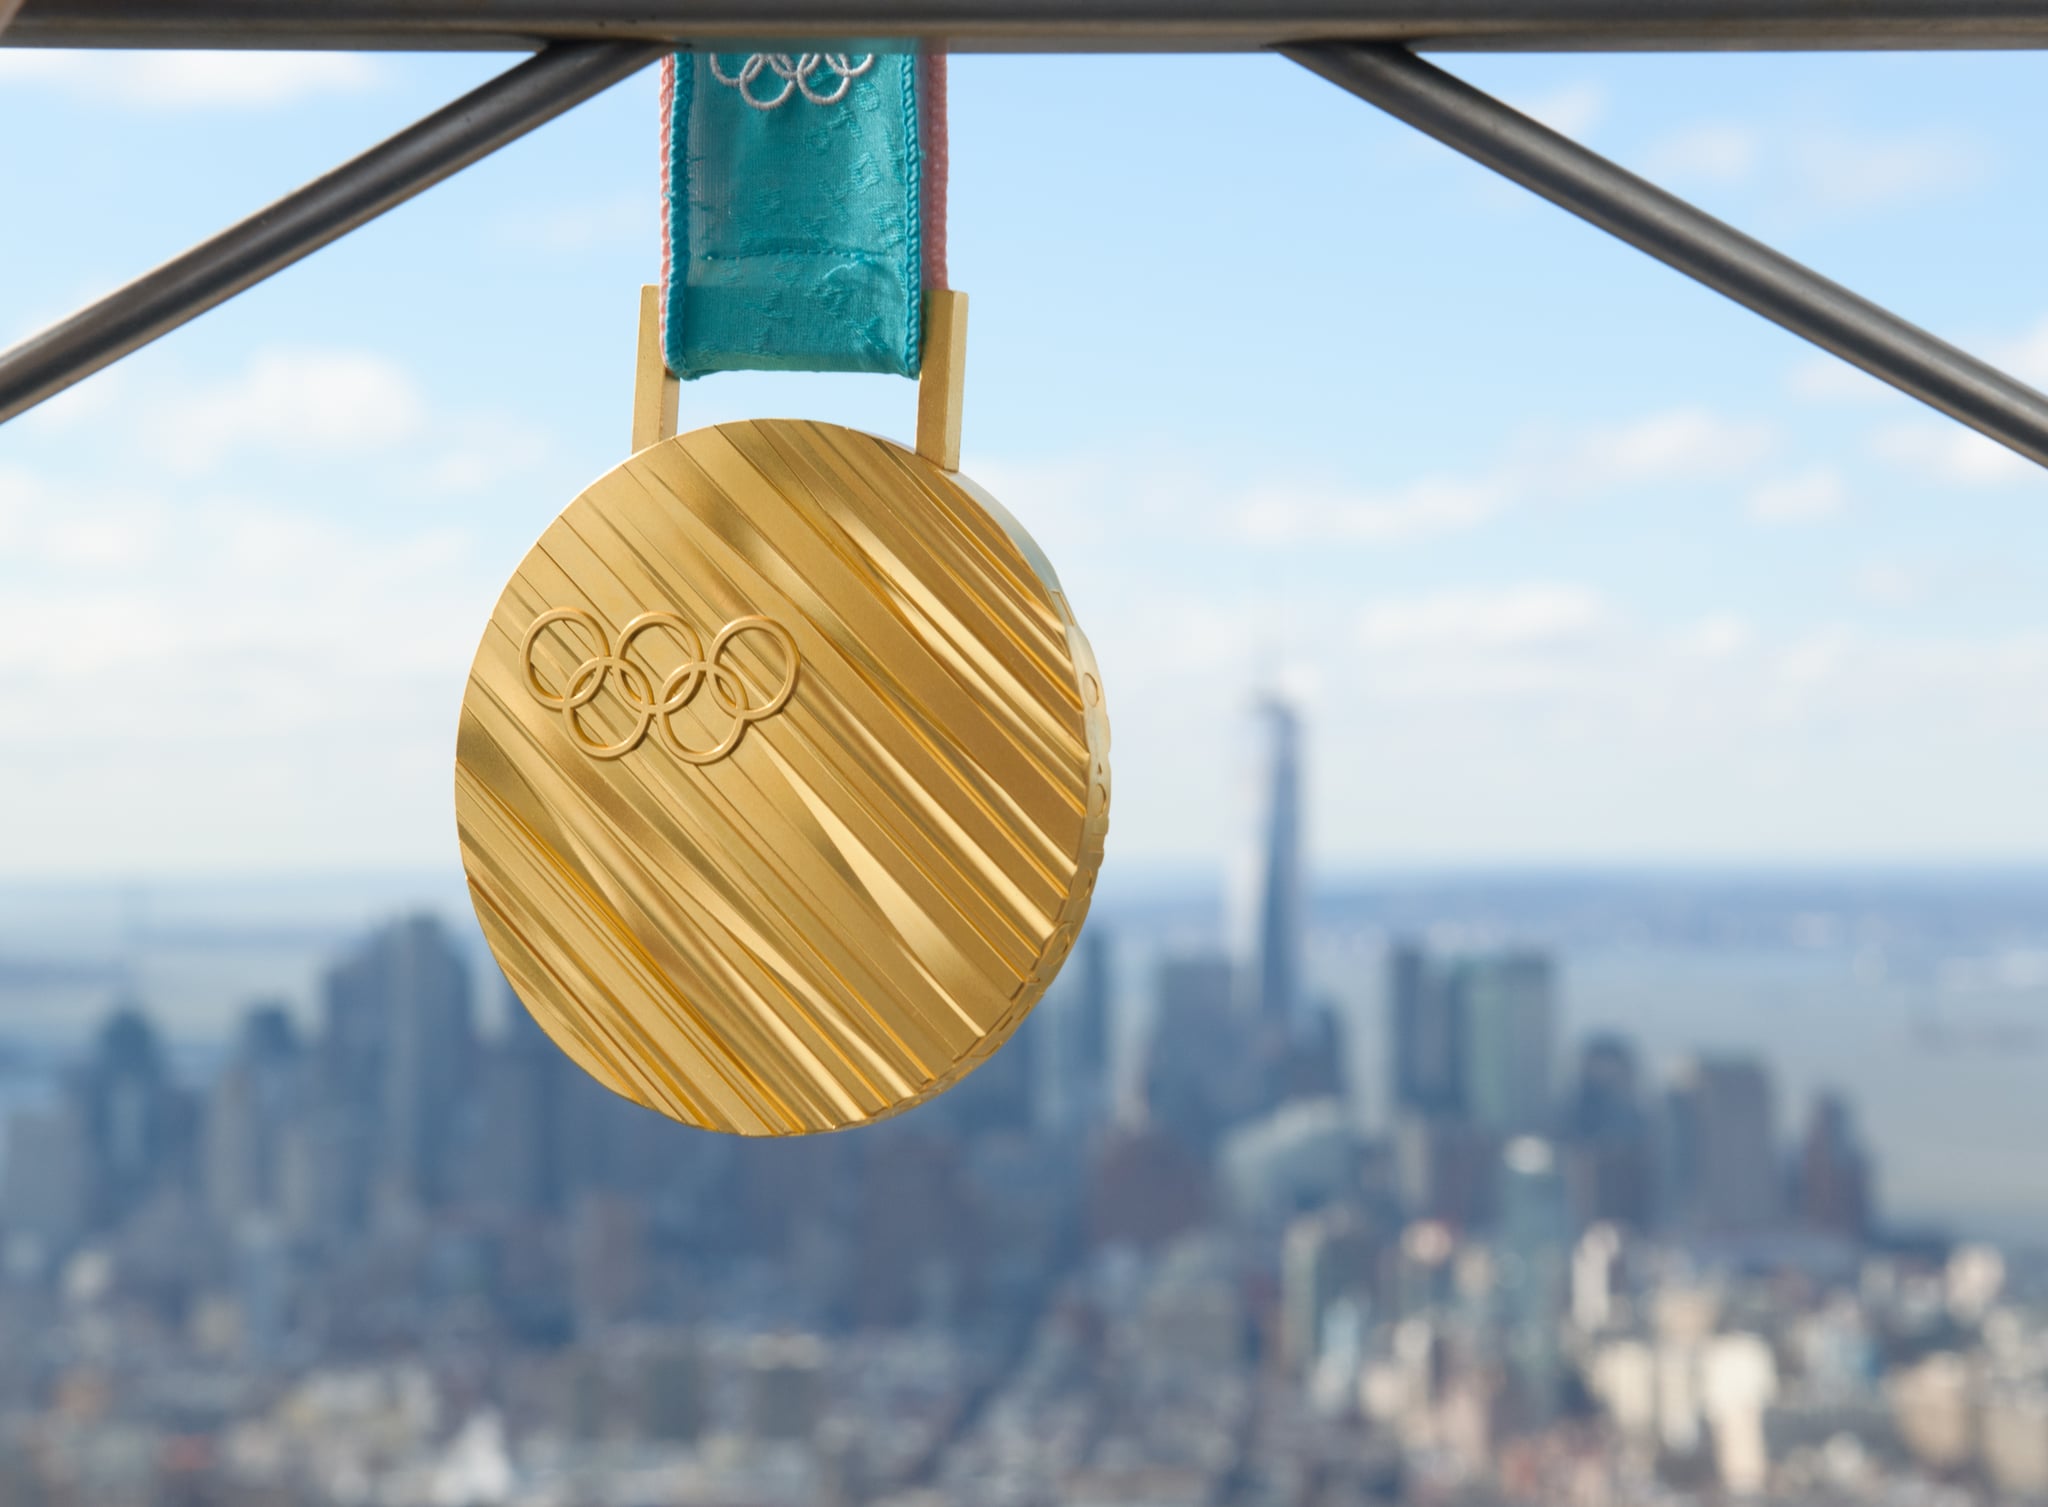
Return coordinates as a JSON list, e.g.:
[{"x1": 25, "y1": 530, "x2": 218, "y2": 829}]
[{"x1": 630, "y1": 283, "x2": 968, "y2": 472}]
